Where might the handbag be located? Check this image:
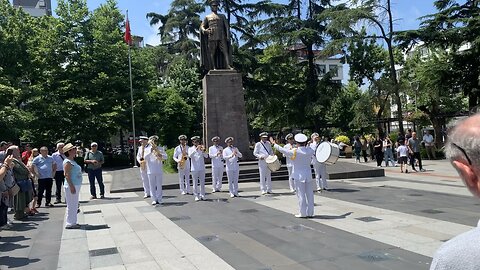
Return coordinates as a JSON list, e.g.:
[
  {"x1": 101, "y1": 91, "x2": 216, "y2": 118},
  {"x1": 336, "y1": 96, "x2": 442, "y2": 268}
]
[
  {"x1": 16, "y1": 179, "x2": 33, "y2": 192},
  {"x1": 8, "y1": 183, "x2": 20, "y2": 196}
]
